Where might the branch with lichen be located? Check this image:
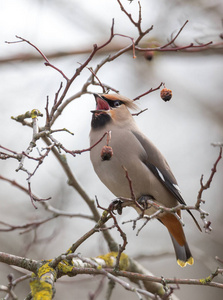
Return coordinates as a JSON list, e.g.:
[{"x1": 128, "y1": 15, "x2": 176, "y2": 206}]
[{"x1": 1, "y1": 249, "x2": 223, "y2": 300}]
